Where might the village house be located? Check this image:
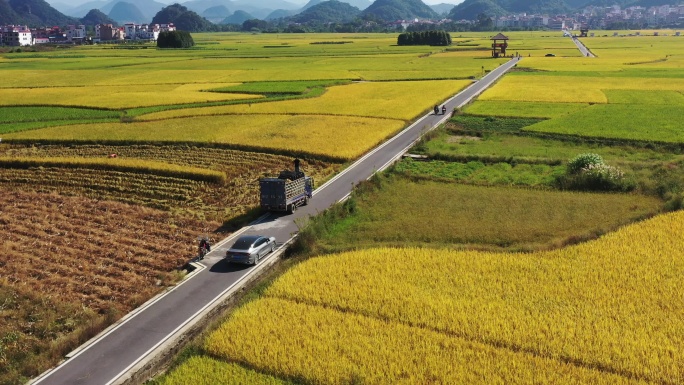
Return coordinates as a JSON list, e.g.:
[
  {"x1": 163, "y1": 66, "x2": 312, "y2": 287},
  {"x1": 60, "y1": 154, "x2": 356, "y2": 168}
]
[{"x1": 1, "y1": 25, "x2": 32, "y2": 46}]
